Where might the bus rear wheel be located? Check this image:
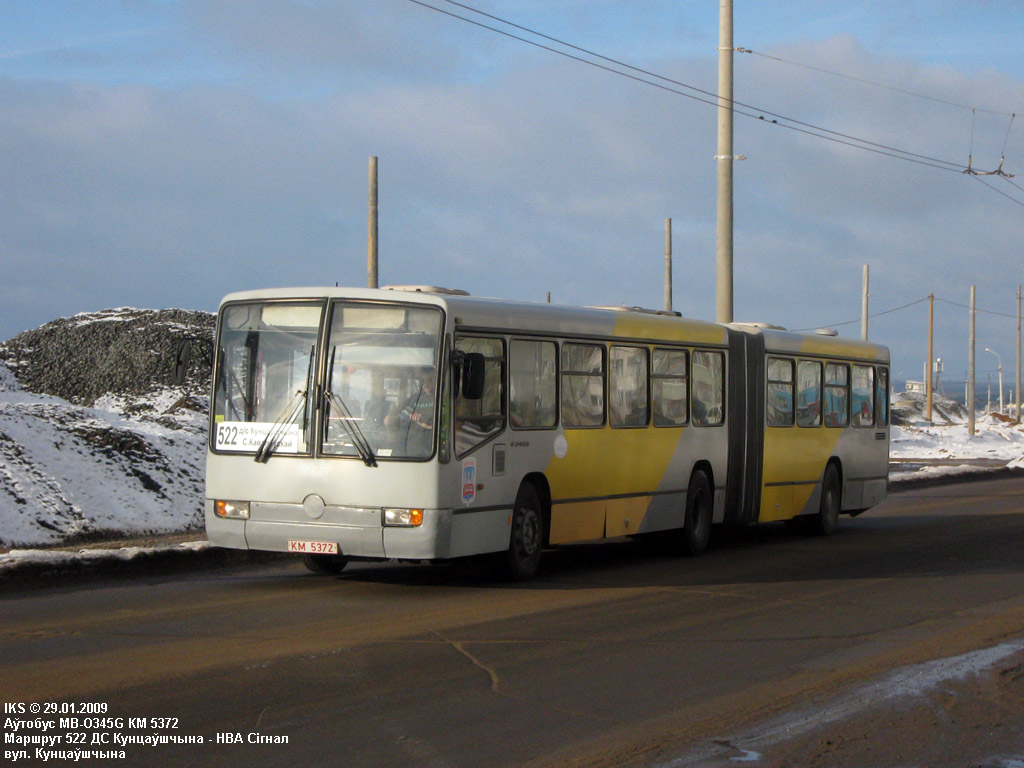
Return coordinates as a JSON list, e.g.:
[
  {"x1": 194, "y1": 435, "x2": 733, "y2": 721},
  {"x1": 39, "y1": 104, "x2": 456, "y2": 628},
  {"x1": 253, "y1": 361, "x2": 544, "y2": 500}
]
[
  {"x1": 503, "y1": 484, "x2": 544, "y2": 581},
  {"x1": 813, "y1": 464, "x2": 841, "y2": 536},
  {"x1": 301, "y1": 553, "x2": 349, "y2": 575}
]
